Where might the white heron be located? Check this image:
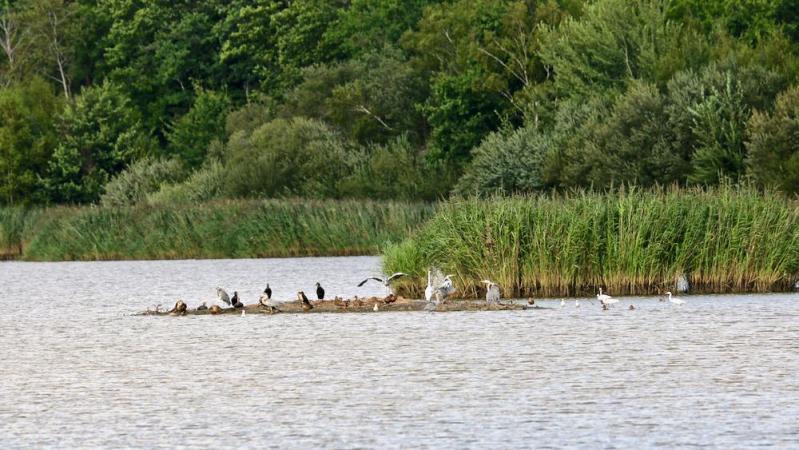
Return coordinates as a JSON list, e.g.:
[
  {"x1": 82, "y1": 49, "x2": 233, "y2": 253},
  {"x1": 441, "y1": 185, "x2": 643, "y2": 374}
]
[
  {"x1": 216, "y1": 287, "x2": 231, "y2": 306},
  {"x1": 666, "y1": 291, "x2": 685, "y2": 305},
  {"x1": 597, "y1": 288, "x2": 618, "y2": 307},
  {"x1": 424, "y1": 270, "x2": 434, "y2": 302},
  {"x1": 481, "y1": 280, "x2": 501, "y2": 304},
  {"x1": 358, "y1": 272, "x2": 407, "y2": 295}
]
